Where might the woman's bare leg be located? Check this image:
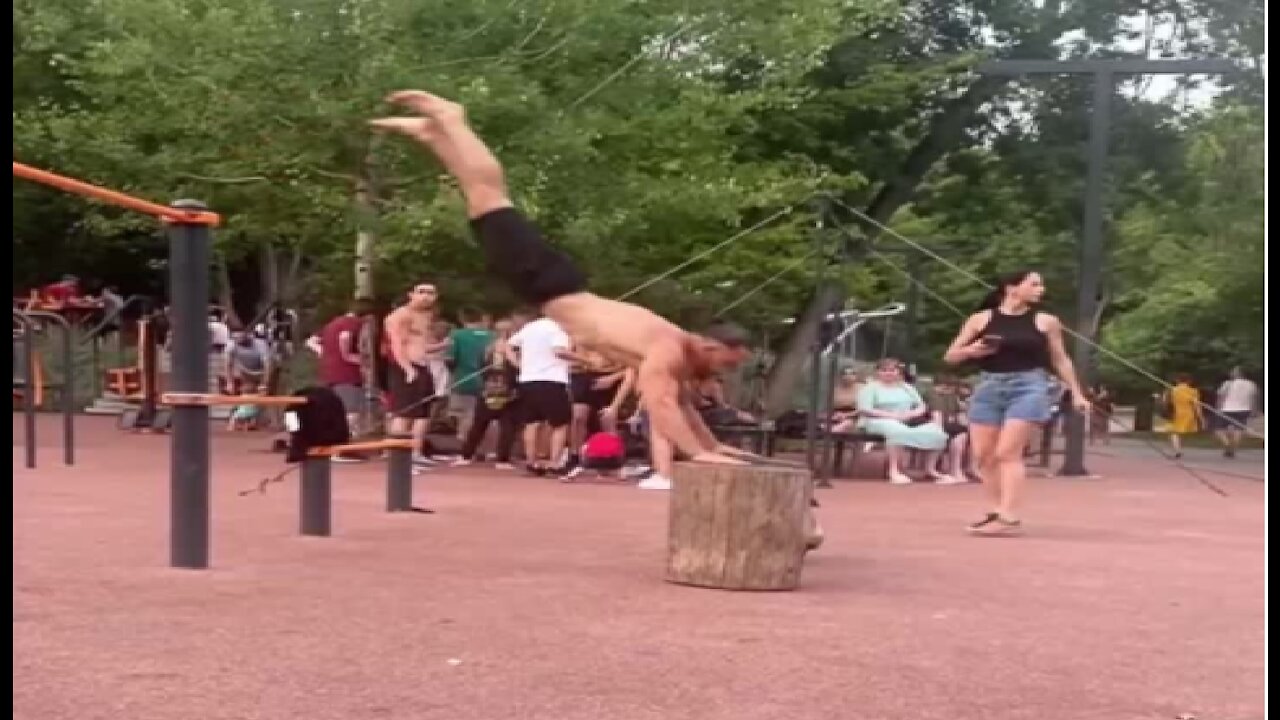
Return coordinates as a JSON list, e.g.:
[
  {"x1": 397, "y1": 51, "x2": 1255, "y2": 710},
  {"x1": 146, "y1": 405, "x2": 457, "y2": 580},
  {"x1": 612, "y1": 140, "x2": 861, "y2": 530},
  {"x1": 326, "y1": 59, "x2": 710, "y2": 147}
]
[
  {"x1": 887, "y1": 445, "x2": 912, "y2": 484},
  {"x1": 949, "y1": 433, "x2": 970, "y2": 478},
  {"x1": 992, "y1": 420, "x2": 1039, "y2": 520},
  {"x1": 570, "y1": 403, "x2": 590, "y2": 458},
  {"x1": 968, "y1": 424, "x2": 1002, "y2": 508},
  {"x1": 926, "y1": 450, "x2": 959, "y2": 483}
]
